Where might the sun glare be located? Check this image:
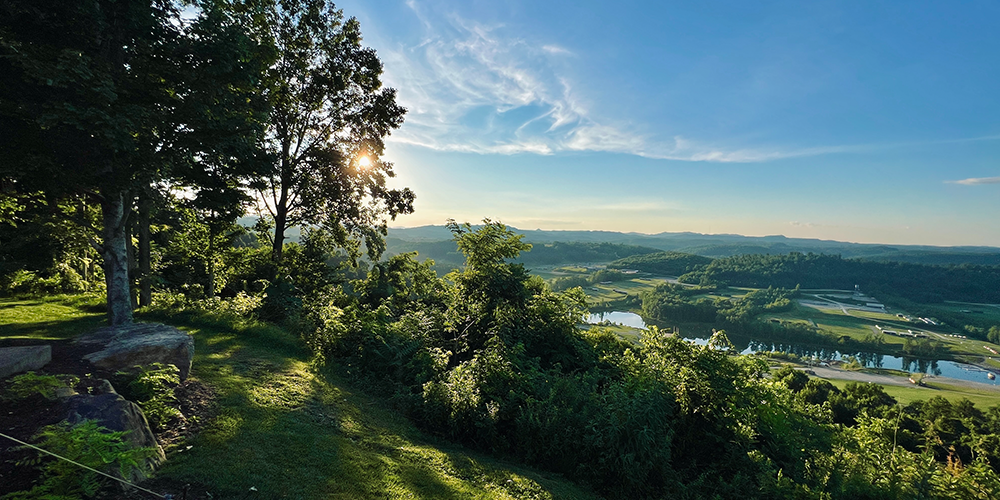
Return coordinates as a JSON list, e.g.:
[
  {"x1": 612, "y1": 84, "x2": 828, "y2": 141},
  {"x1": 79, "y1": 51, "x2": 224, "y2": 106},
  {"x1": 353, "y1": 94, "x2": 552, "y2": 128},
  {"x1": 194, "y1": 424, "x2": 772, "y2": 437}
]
[{"x1": 356, "y1": 155, "x2": 372, "y2": 168}]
